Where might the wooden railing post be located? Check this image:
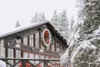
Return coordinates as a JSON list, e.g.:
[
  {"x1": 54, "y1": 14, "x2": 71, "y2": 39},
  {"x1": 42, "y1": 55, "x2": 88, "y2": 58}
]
[
  {"x1": 44, "y1": 60, "x2": 48, "y2": 67},
  {"x1": 22, "y1": 60, "x2": 26, "y2": 67}
]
